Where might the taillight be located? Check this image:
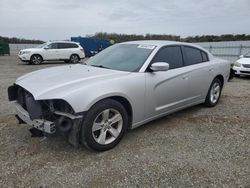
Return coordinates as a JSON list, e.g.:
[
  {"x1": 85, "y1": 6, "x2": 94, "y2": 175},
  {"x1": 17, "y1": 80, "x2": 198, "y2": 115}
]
[{"x1": 80, "y1": 48, "x2": 84, "y2": 52}]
